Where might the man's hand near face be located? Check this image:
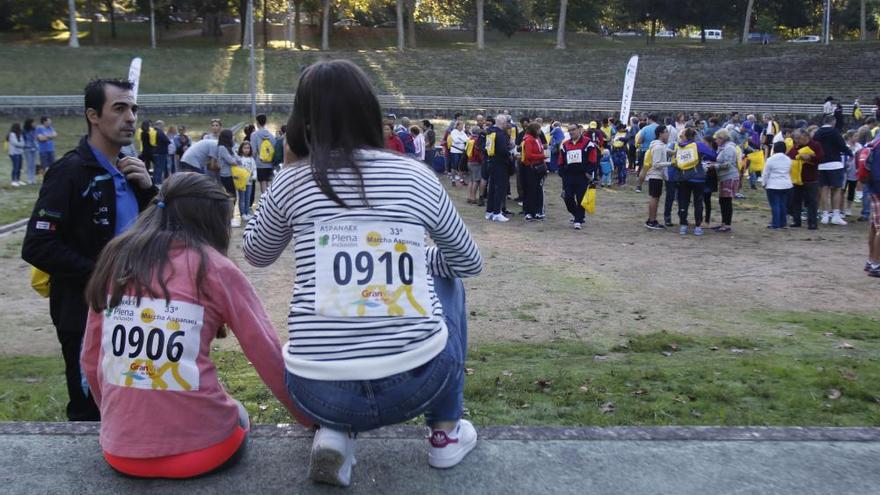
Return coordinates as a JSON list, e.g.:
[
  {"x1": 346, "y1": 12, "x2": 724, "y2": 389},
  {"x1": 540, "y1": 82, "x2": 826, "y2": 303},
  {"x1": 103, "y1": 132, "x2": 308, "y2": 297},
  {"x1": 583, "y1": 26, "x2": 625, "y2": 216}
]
[{"x1": 117, "y1": 156, "x2": 152, "y2": 189}]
